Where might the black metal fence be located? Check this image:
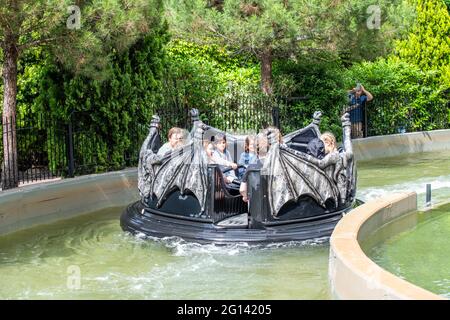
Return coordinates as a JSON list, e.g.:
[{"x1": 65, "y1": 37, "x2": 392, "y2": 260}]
[
  {"x1": 0, "y1": 112, "x2": 148, "y2": 188},
  {"x1": 0, "y1": 113, "x2": 67, "y2": 187},
  {"x1": 66, "y1": 111, "x2": 148, "y2": 177},
  {"x1": 343, "y1": 94, "x2": 450, "y2": 138},
  {"x1": 0, "y1": 94, "x2": 278, "y2": 189},
  {"x1": 154, "y1": 92, "x2": 276, "y2": 140},
  {"x1": 366, "y1": 95, "x2": 449, "y2": 136},
  {"x1": 1, "y1": 92, "x2": 449, "y2": 189}
]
